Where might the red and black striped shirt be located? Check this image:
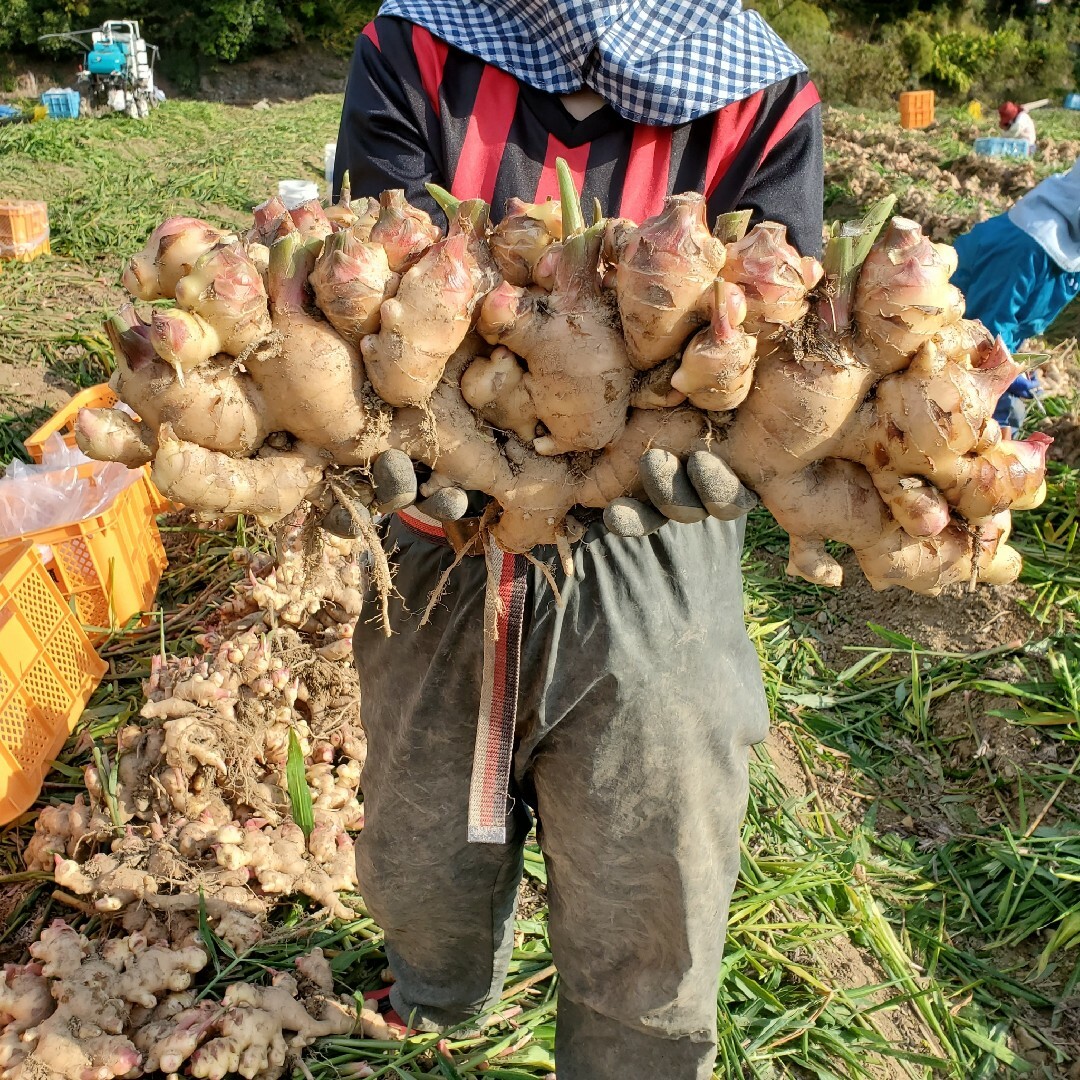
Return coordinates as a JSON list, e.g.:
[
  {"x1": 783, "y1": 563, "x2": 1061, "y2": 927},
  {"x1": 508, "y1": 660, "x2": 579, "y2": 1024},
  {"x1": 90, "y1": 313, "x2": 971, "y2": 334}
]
[{"x1": 335, "y1": 16, "x2": 824, "y2": 255}]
